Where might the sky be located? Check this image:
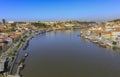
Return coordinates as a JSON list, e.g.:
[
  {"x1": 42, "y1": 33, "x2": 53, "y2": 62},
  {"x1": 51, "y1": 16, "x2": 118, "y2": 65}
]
[{"x1": 0, "y1": 0, "x2": 120, "y2": 21}]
